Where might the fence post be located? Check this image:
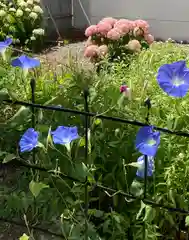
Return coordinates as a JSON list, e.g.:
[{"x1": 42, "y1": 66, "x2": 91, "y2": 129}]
[
  {"x1": 30, "y1": 78, "x2": 36, "y2": 164},
  {"x1": 143, "y1": 98, "x2": 151, "y2": 239},
  {"x1": 144, "y1": 98, "x2": 151, "y2": 198},
  {"x1": 84, "y1": 88, "x2": 89, "y2": 240}
]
